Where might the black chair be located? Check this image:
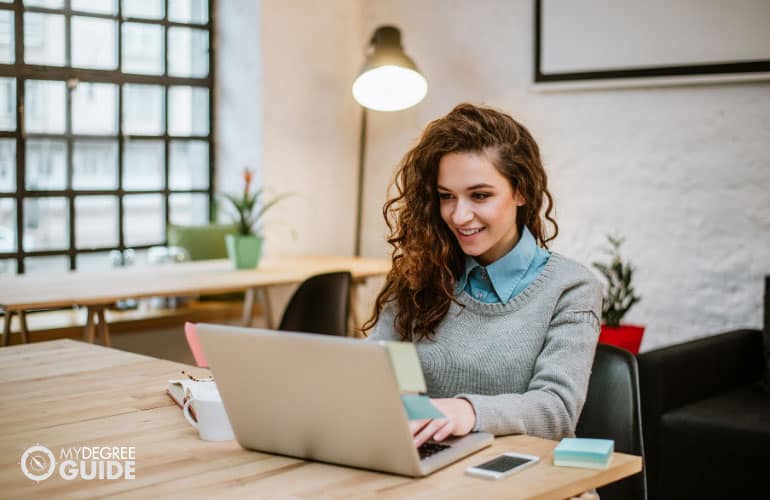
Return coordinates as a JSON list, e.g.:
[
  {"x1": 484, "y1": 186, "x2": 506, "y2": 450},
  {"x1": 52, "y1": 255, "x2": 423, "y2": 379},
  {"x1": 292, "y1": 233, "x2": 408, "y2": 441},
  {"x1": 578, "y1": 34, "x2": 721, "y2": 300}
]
[
  {"x1": 278, "y1": 271, "x2": 352, "y2": 336},
  {"x1": 577, "y1": 343, "x2": 647, "y2": 500},
  {"x1": 638, "y1": 329, "x2": 768, "y2": 500}
]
